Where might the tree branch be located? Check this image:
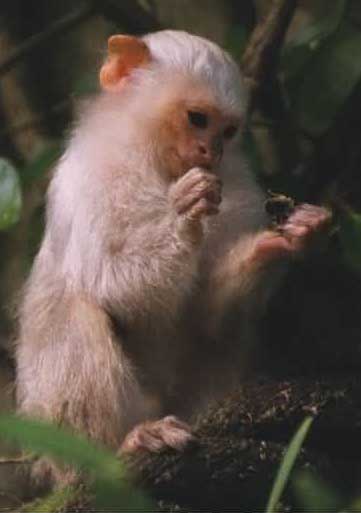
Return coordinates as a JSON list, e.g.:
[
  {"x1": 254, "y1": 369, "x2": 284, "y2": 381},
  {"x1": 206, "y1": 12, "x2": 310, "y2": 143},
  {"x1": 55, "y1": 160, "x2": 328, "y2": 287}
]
[
  {"x1": 0, "y1": 4, "x2": 96, "y2": 77},
  {"x1": 0, "y1": 0, "x2": 162, "y2": 78},
  {"x1": 241, "y1": 0, "x2": 299, "y2": 109},
  {"x1": 126, "y1": 376, "x2": 361, "y2": 511}
]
